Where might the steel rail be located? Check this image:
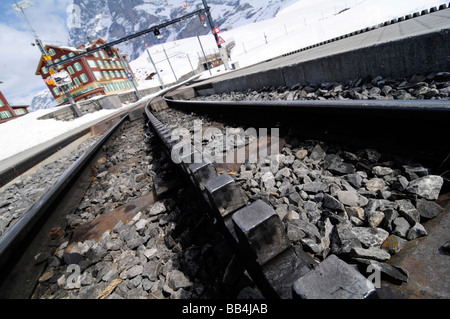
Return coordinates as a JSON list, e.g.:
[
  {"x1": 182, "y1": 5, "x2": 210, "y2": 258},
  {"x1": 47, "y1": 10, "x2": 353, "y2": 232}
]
[
  {"x1": 162, "y1": 96, "x2": 450, "y2": 171},
  {"x1": 163, "y1": 98, "x2": 450, "y2": 120},
  {"x1": 147, "y1": 92, "x2": 450, "y2": 299},
  {"x1": 0, "y1": 114, "x2": 129, "y2": 294},
  {"x1": 0, "y1": 128, "x2": 90, "y2": 188}
]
